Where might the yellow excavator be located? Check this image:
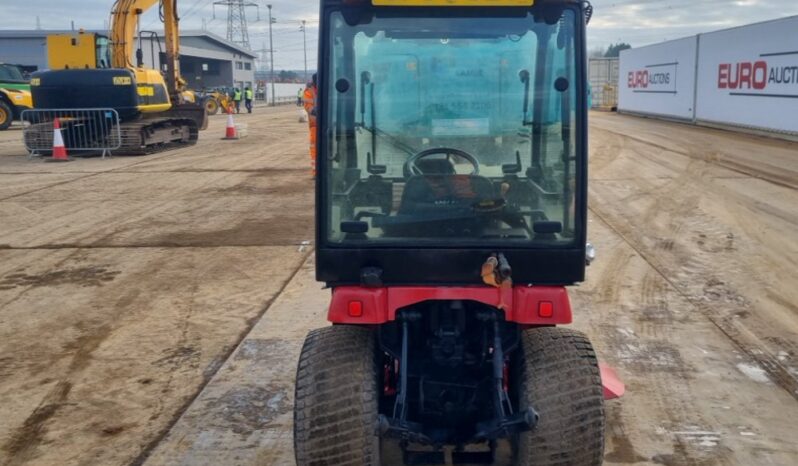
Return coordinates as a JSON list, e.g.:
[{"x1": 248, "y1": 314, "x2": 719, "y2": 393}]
[{"x1": 29, "y1": 0, "x2": 207, "y2": 154}]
